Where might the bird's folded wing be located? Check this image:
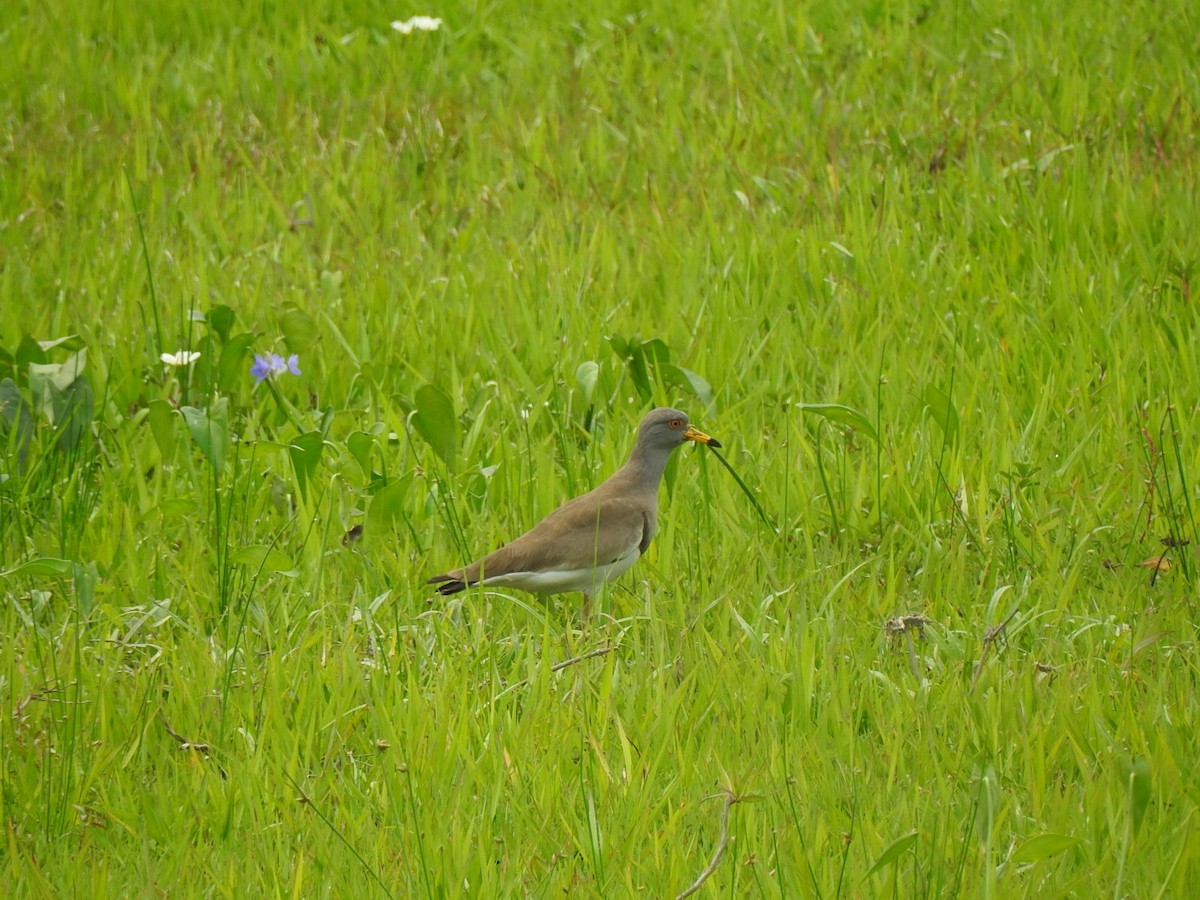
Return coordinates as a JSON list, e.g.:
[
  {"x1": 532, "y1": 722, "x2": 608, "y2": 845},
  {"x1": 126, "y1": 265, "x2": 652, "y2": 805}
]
[{"x1": 464, "y1": 495, "x2": 647, "y2": 582}]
